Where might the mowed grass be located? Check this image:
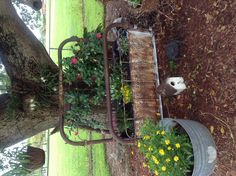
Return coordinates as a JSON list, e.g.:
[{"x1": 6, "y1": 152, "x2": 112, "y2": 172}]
[
  {"x1": 92, "y1": 133, "x2": 110, "y2": 176},
  {"x1": 49, "y1": 131, "x2": 89, "y2": 176},
  {"x1": 46, "y1": 0, "x2": 109, "y2": 176}
]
